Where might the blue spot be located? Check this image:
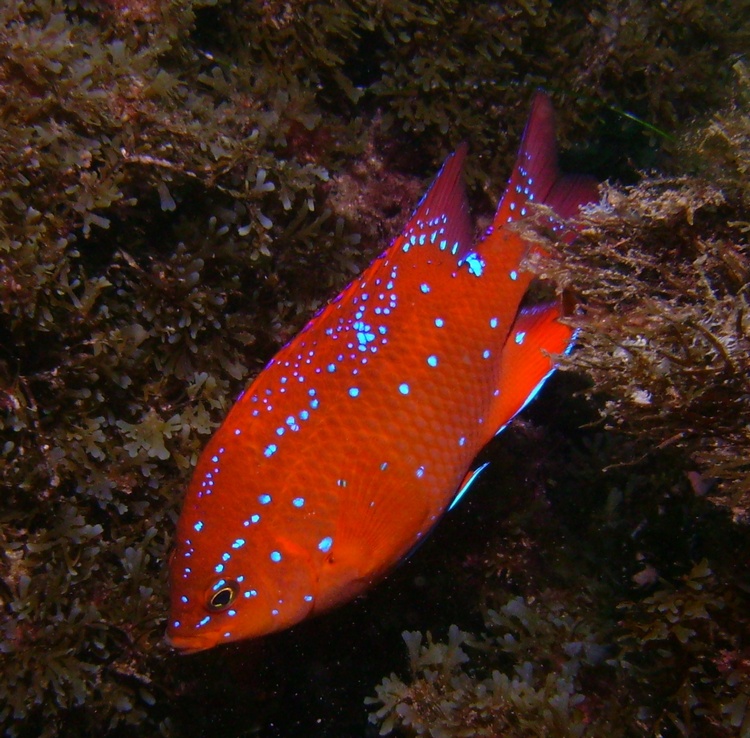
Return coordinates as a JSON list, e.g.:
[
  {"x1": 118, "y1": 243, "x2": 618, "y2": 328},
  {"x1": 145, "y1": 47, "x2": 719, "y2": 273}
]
[
  {"x1": 327, "y1": 363, "x2": 336, "y2": 373},
  {"x1": 259, "y1": 494, "x2": 272, "y2": 505},
  {"x1": 490, "y1": 317, "x2": 498, "y2": 329},
  {"x1": 211, "y1": 455, "x2": 219, "y2": 463},
  {"x1": 193, "y1": 521, "x2": 204, "y2": 532},
  {"x1": 198, "y1": 616, "x2": 211, "y2": 627},
  {"x1": 310, "y1": 399, "x2": 319, "y2": 409},
  {"x1": 181, "y1": 595, "x2": 188, "y2": 604},
  {"x1": 304, "y1": 594, "x2": 314, "y2": 602},
  {"x1": 214, "y1": 564, "x2": 224, "y2": 574},
  {"x1": 232, "y1": 538, "x2": 246, "y2": 549},
  {"x1": 272, "y1": 609, "x2": 279, "y2": 616},
  {"x1": 264, "y1": 444, "x2": 277, "y2": 458},
  {"x1": 292, "y1": 497, "x2": 305, "y2": 508},
  {"x1": 308, "y1": 389, "x2": 316, "y2": 396},
  {"x1": 420, "y1": 283, "x2": 430, "y2": 294},
  {"x1": 270, "y1": 551, "x2": 282, "y2": 562},
  {"x1": 434, "y1": 318, "x2": 444, "y2": 328},
  {"x1": 427, "y1": 355, "x2": 438, "y2": 367},
  {"x1": 380, "y1": 462, "x2": 388, "y2": 470},
  {"x1": 483, "y1": 349, "x2": 491, "y2": 359},
  {"x1": 349, "y1": 387, "x2": 360, "y2": 398},
  {"x1": 221, "y1": 553, "x2": 230, "y2": 562},
  {"x1": 318, "y1": 536, "x2": 333, "y2": 553},
  {"x1": 515, "y1": 331, "x2": 526, "y2": 345},
  {"x1": 227, "y1": 610, "x2": 236, "y2": 617},
  {"x1": 276, "y1": 427, "x2": 285, "y2": 436},
  {"x1": 234, "y1": 428, "x2": 241, "y2": 435},
  {"x1": 300, "y1": 410, "x2": 309, "y2": 420},
  {"x1": 464, "y1": 252, "x2": 485, "y2": 277},
  {"x1": 251, "y1": 514, "x2": 260, "y2": 523},
  {"x1": 510, "y1": 270, "x2": 518, "y2": 281},
  {"x1": 416, "y1": 466, "x2": 425, "y2": 478},
  {"x1": 398, "y1": 383, "x2": 409, "y2": 395},
  {"x1": 244, "y1": 590, "x2": 257, "y2": 598},
  {"x1": 459, "y1": 436, "x2": 466, "y2": 446}
]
